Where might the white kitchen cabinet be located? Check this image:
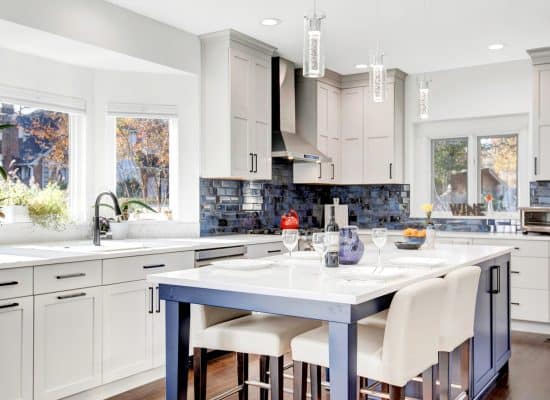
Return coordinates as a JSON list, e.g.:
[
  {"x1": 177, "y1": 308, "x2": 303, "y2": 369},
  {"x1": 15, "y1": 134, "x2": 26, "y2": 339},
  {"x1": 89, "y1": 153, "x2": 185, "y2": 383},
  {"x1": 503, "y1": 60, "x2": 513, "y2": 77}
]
[
  {"x1": 0, "y1": 296, "x2": 33, "y2": 400},
  {"x1": 529, "y1": 48, "x2": 550, "y2": 180},
  {"x1": 246, "y1": 241, "x2": 287, "y2": 258},
  {"x1": 201, "y1": 30, "x2": 275, "y2": 180},
  {"x1": 34, "y1": 287, "x2": 102, "y2": 400},
  {"x1": 294, "y1": 79, "x2": 341, "y2": 184},
  {"x1": 102, "y1": 280, "x2": 153, "y2": 383},
  {"x1": 340, "y1": 87, "x2": 365, "y2": 184}
]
